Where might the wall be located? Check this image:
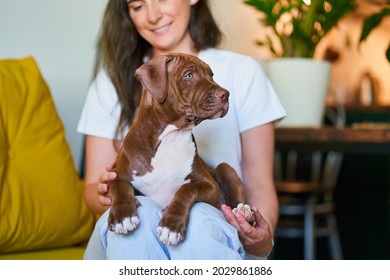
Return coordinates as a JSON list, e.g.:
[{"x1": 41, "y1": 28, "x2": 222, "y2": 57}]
[
  {"x1": 320, "y1": 16, "x2": 390, "y2": 105},
  {"x1": 209, "y1": 0, "x2": 268, "y2": 59},
  {"x1": 0, "y1": 0, "x2": 107, "y2": 171}
]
